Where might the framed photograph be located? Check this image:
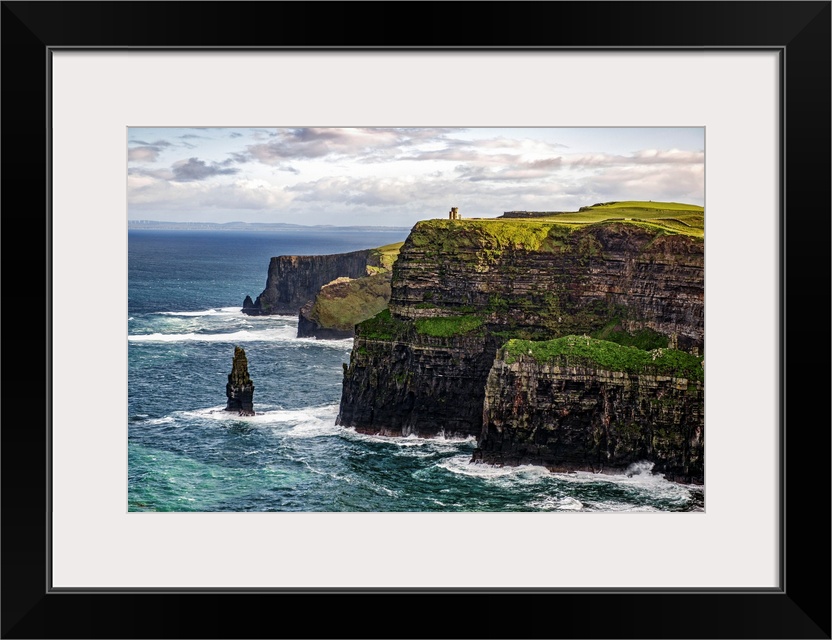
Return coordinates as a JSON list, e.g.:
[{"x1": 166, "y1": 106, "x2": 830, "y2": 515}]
[{"x1": 3, "y1": 2, "x2": 829, "y2": 638}]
